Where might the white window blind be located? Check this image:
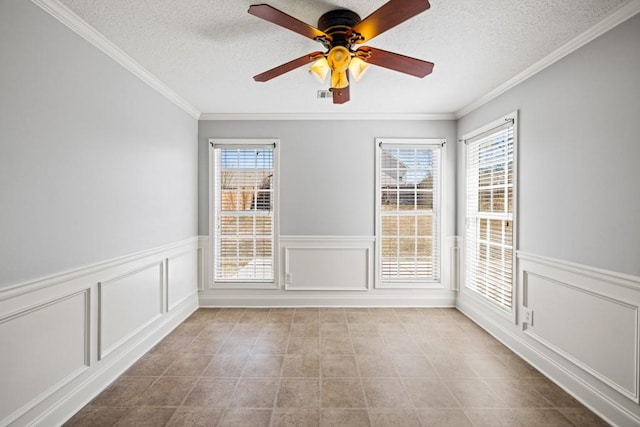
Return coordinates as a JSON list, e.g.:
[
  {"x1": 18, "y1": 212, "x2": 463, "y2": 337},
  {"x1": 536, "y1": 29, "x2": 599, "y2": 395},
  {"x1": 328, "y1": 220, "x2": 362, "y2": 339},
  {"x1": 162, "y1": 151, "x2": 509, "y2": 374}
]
[
  {"x1": 378, "y1": 142, "x2": 441, "y2": 282},
  {"x1": 465, "y1": 121, "x2": 515, "y2": 311},
  {"x1": 213, "y1": 145, "x2": 274, "y2": 282}
]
